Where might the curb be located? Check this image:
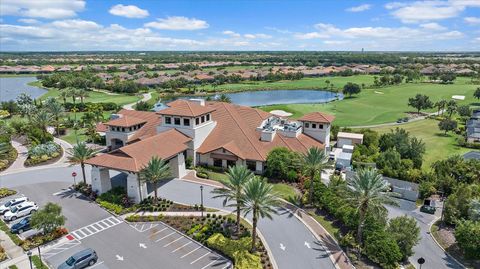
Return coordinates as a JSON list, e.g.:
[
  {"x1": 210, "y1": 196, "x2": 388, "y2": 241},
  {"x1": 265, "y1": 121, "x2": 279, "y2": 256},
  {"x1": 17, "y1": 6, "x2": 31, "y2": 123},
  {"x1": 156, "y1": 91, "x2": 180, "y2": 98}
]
[{"x1": 428, "y1": 218, "x2": 466, "y2": 269}]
